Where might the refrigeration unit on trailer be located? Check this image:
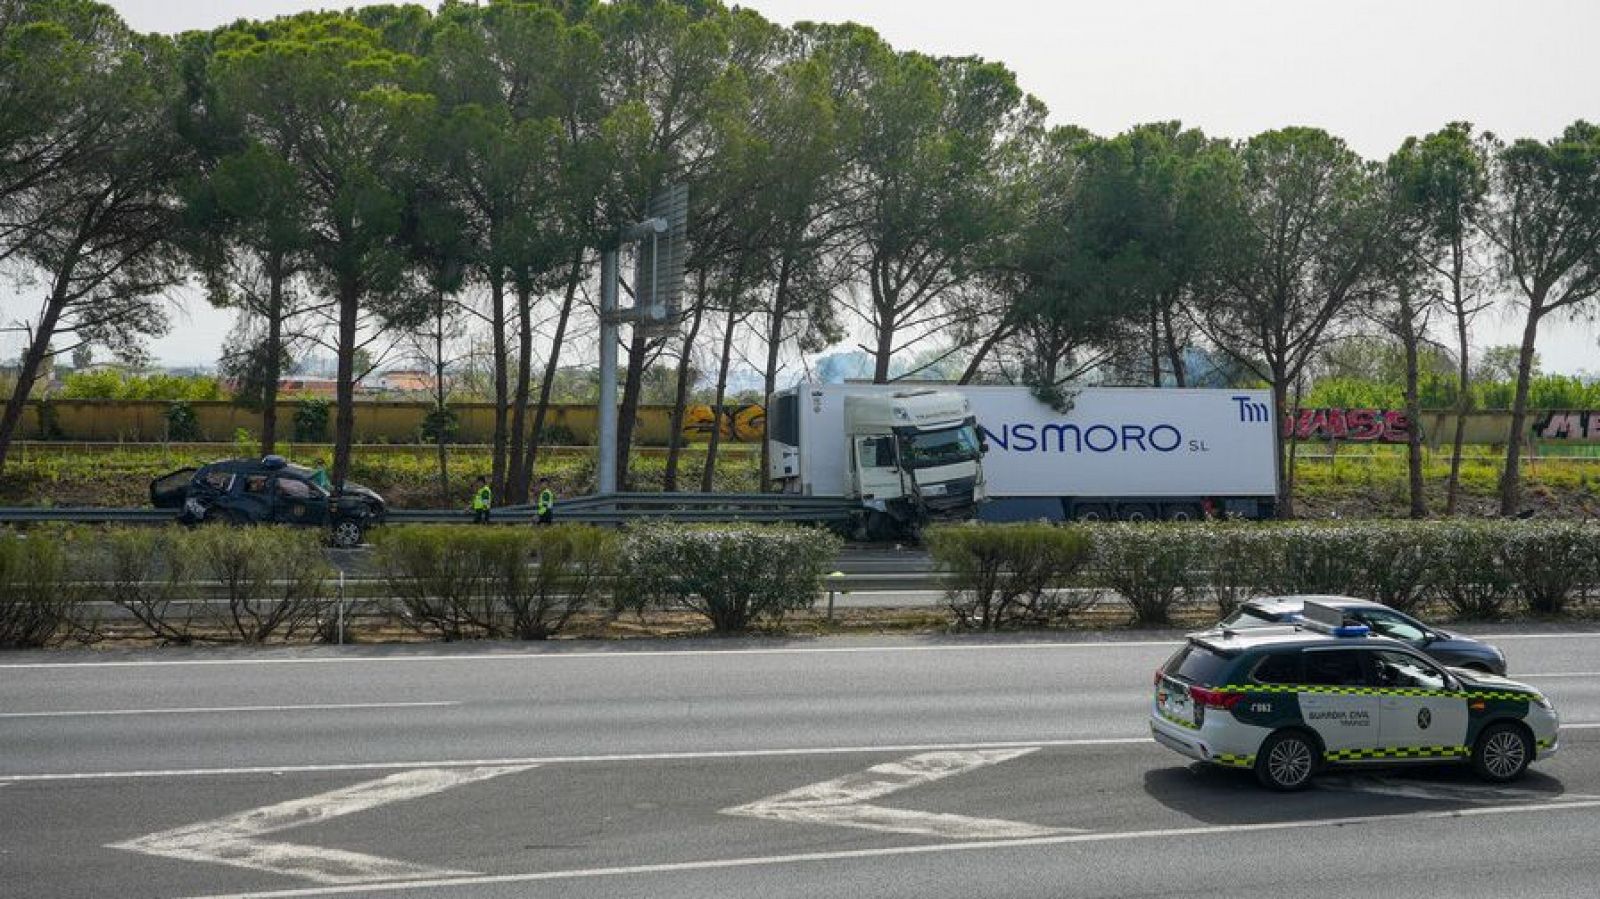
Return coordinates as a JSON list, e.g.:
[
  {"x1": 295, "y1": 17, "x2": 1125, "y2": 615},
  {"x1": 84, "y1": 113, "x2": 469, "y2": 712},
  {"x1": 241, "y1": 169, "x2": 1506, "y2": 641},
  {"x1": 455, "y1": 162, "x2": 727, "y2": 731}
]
[{"x1": 768, "y1": 383, "x2": 1278, "y2": 524}]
